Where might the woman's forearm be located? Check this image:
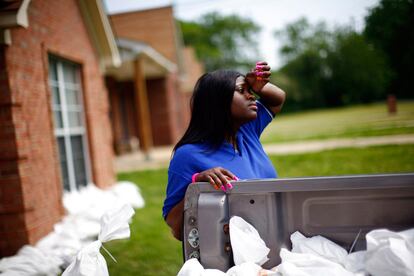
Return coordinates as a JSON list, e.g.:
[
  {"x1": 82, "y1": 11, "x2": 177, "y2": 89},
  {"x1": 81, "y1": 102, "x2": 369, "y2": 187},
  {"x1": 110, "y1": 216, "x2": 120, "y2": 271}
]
[
  {"x1": 165, "y1": 199, "x2": 184, "y2": 241},
  {"x1": 256, "y1": 82, "x2": 286, "y2": 114}
]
